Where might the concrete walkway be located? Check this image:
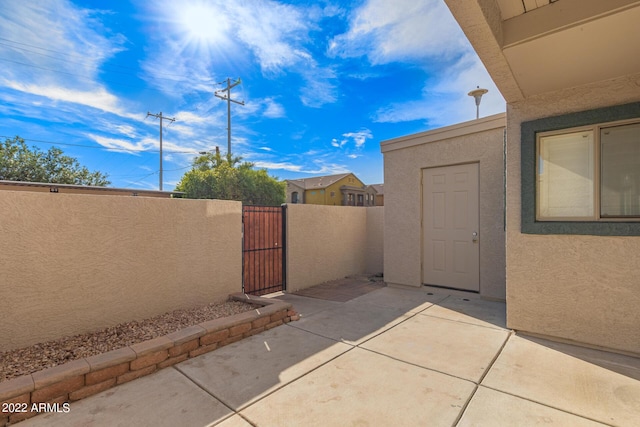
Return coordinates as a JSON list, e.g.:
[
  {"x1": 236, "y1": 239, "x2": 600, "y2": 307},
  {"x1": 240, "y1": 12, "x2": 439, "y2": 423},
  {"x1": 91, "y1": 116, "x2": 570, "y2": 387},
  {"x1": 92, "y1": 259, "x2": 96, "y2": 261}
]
[{"x1": 19, "y1": 282, "x2": 640, "y2": 426}]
